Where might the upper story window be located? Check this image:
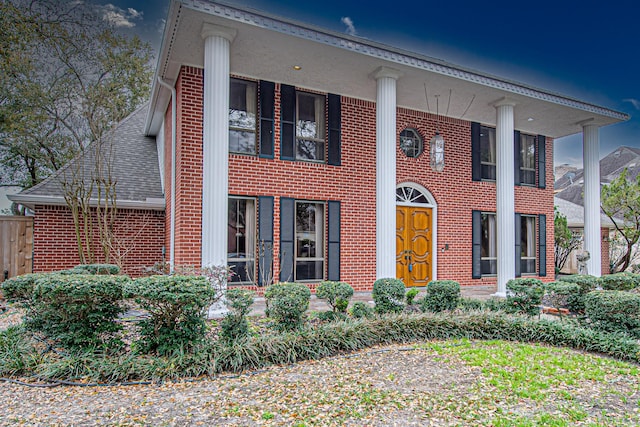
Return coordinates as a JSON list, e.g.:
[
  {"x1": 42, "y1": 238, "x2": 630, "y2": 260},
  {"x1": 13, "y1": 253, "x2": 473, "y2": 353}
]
[
  {"x1": 520, "y1": 133, "x2": 536, "y2": 186},
  {"x1": 480, "y1": 125, "x2": 496, "y2": 181},
  {"x1": 296, "y1": 92, "x2": 326, "y2": 161},
  {"x1": 399, "y1": 128, "x2": 423, "y2": 158},
  {"x1": 229, "y1": 79, "x2": 257, "y2": 155}
]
